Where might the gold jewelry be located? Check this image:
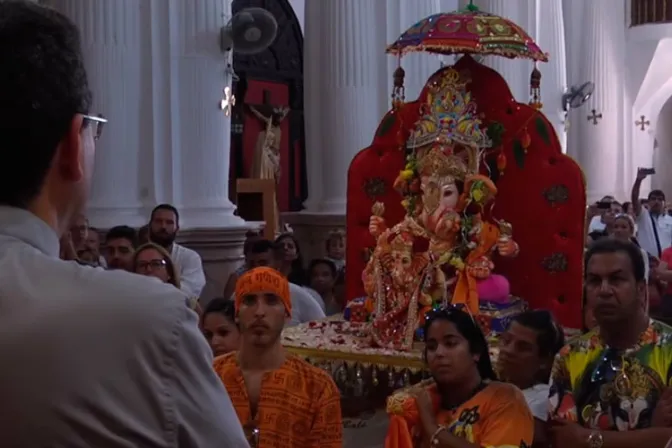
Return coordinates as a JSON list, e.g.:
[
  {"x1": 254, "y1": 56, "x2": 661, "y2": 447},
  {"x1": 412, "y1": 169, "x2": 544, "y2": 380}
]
[{"x1": 430, "y1": 425, "x2": 448, "y2": 446}]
